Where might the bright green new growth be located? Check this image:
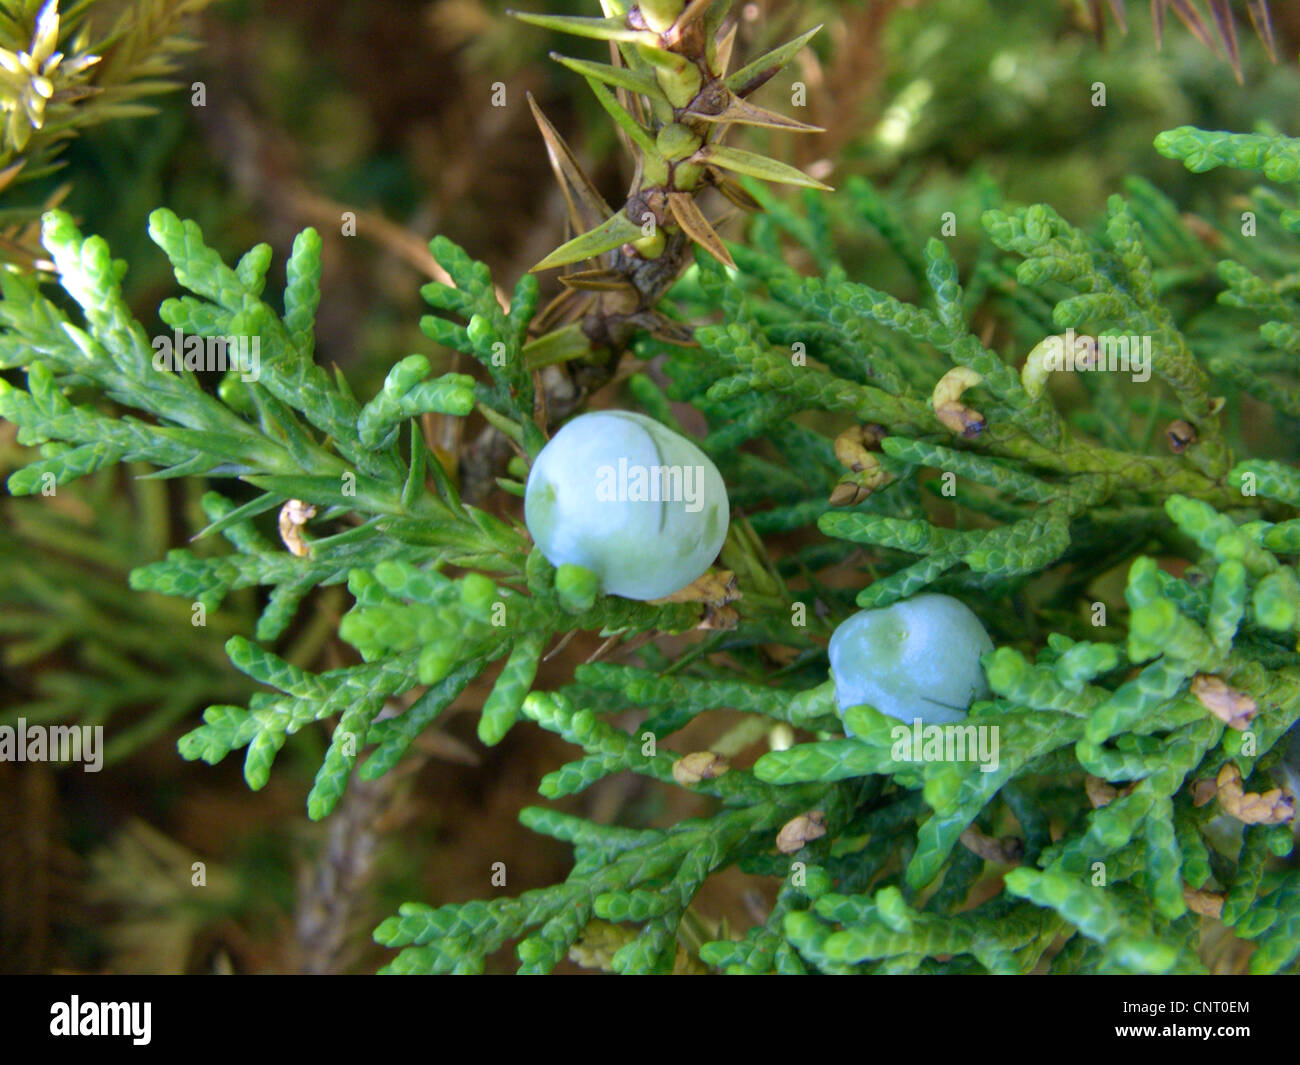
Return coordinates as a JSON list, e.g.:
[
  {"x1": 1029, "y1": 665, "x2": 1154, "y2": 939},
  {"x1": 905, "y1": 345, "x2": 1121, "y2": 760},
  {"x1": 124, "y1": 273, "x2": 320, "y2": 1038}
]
[{"x1": 3, "y1": 2, "x2": 1300, "y2": 974}]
